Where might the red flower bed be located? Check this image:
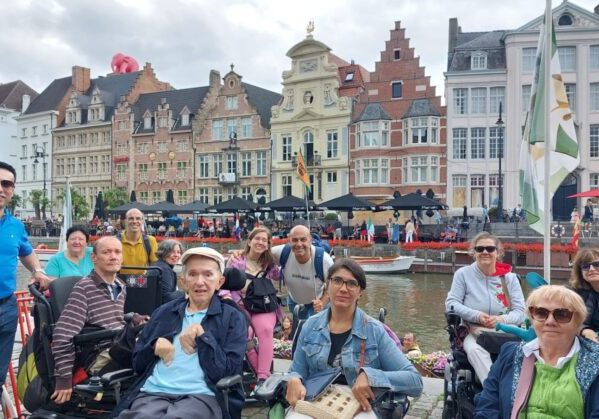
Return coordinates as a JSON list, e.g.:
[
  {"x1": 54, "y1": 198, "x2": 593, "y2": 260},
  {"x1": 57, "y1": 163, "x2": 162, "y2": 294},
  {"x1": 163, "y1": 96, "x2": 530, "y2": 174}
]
[{"x1": 401, "y1": 241, "x2": 577, "y2": 254}]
